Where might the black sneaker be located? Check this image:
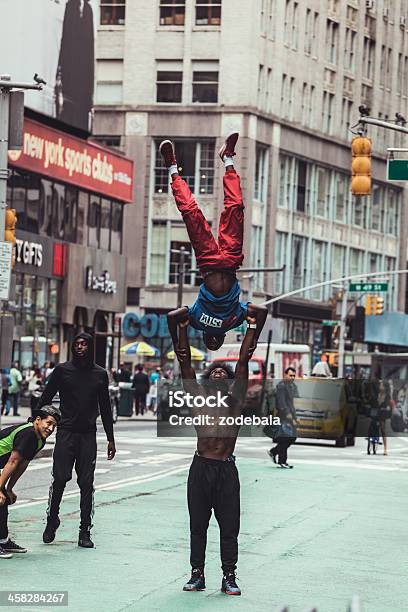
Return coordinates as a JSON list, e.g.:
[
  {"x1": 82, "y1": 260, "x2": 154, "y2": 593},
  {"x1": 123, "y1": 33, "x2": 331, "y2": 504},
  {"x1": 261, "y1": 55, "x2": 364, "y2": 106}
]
[
  {"x1": 0, "y1": 545, "x2": 12, "y2": 559},
  {"x1": 221, "y1": 571, "x2": 241, "y2": 596},
  {"x1": 183, "y1": 568, "x2": 205, "y2": 591},
  {"x1": 279, "y1": 463, "x2": 294, "y2": 469},
  {"x1": 78, "y1": 529, "x2": 94, "y2": 548},
  {"x1": 267, "y1": 449, "x2": 277, "y2": 464},
  {"x1": 159, "y1": 140, "x2": 177, "y2": 169},
  {"x1": 43, "y1": 517, "x2": 60, "y2": 544},
  {"x1": 2, "y1": 539, "x2": 27, "y2": 553}
]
